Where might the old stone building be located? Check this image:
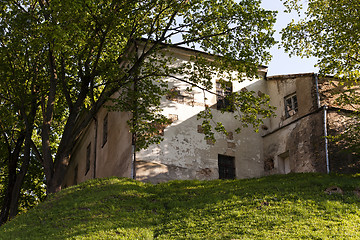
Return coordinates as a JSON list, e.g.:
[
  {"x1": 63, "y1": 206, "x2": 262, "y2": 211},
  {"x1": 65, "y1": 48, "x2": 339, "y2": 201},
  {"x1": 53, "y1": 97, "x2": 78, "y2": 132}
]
[{"x1": 62, "y1": 46, "x2": 359, "y2": 187}]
